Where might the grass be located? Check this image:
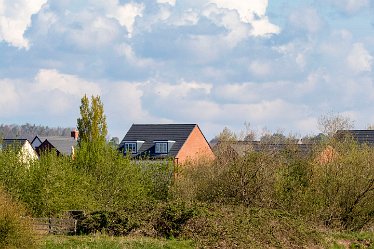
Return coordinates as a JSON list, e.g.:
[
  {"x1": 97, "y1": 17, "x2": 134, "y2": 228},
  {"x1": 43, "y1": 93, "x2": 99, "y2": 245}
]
[
  {"x1": 40, "y1": 235, "x2": 194, "y2": 249},
  {"x1": 324, "y1": 231, "x2": 374, "y2": 249}
]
